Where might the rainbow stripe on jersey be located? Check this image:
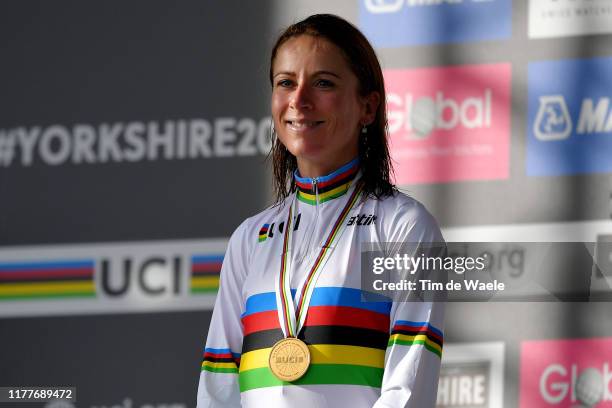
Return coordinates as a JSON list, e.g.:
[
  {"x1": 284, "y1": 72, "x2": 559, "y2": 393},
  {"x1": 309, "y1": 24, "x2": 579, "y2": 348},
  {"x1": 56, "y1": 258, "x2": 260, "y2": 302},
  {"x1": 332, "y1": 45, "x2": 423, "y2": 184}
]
[{"x1": 294, "y1": 158, "x2": 359, "y2": 205}]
